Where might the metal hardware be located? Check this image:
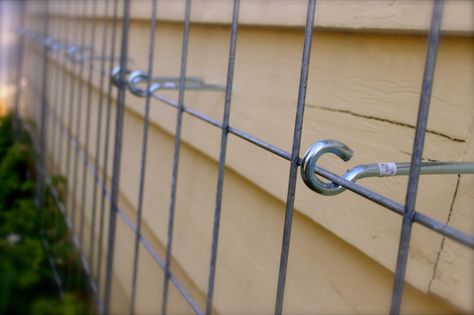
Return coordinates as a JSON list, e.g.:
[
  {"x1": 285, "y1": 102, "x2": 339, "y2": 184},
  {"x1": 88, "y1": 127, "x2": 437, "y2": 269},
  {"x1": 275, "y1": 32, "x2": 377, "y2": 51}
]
[
  {"x1": 301, "y1": 139, "x2": 474, "y2": 196},
  {"x1": 66, "y1": 45, "x2": 93, "y2": 63},
  {"x1": 17, "y1": 29, "x2": 63, "y2": 52},
  {"x1": 110, "y1": 65, "x2": 131, "y2": 87},
  {"x1": 127, "y1": 70, "x2": 217, "y2": 96},
  {"x1": 75, "y1": 55, "x2": 122, "y2": 63},
  {"x1": 16, "y1": 1, "x2": 473, "y2": 314},
  {"x1": 47, "y1": 41, "x2": 65, "y2": 52},
  {"x1": 110, "y1": 66, "x2": 225, "y2": 95},
  {"x1": 17, "y1": 29, "x2": 118, "y2": 63},
  {"x1": 146, "y1": 76, "x2": 225, "y2": 92}
]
